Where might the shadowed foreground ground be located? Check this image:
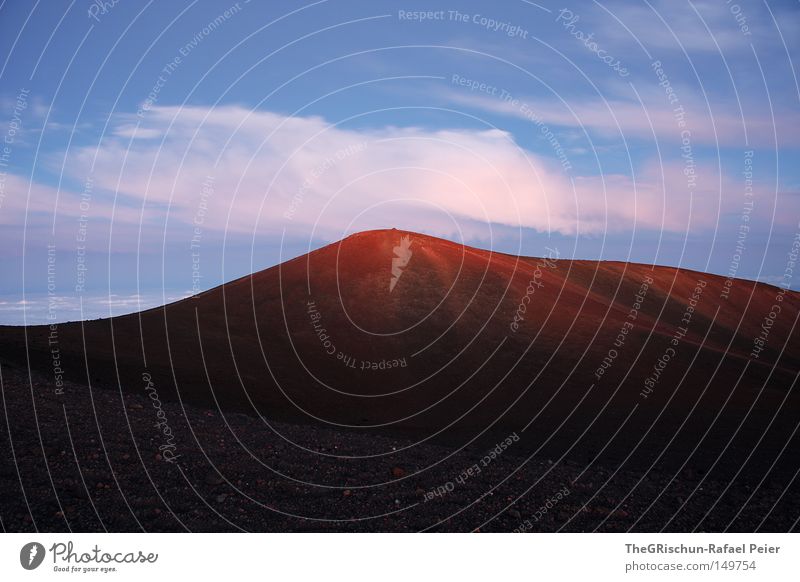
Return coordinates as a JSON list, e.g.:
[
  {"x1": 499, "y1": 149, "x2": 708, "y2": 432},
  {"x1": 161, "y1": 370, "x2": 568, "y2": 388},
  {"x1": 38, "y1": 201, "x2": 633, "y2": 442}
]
[
  {"x1": 1, "y1": 231, "x2": 799, "y2": 531},
  {"x1": 2, "y1": 363, "x2": 797, "y2": 533}
]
